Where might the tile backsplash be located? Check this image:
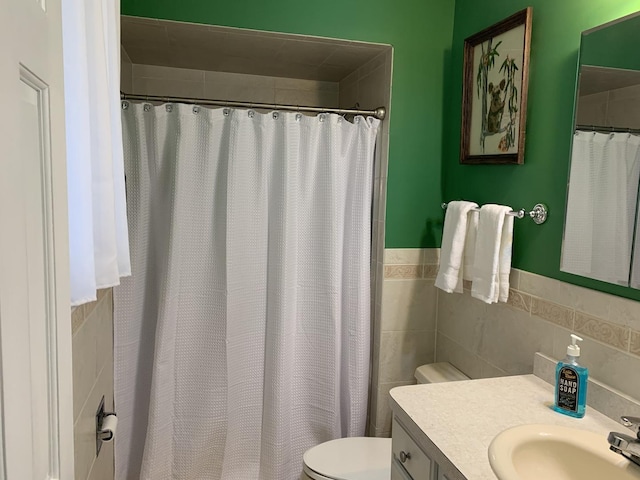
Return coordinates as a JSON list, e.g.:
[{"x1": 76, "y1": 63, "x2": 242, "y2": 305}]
[
  {"x1": 71, "y1": 289, "x2": 115, "y2": 480},
  {"x1": 374, "y1": 248, "x2": 640, "y2": 436},
  {"x1": 437, "y1": 267, "x2": 640, "y2": 402}
]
